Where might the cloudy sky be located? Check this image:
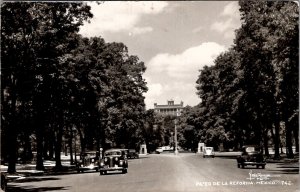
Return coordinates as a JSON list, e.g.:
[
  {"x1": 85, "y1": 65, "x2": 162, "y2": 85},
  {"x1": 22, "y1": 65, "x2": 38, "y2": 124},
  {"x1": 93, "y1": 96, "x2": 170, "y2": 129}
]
[{"x1": 79, "y1": 1, "x2": 241, "y2": 109}]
